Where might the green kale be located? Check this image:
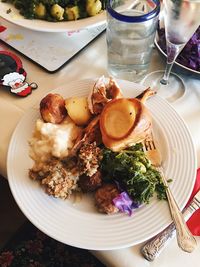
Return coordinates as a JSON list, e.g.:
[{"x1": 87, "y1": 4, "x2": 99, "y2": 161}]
[{"x1": 100, "y1": 143, "x2": 167, "y2": 205}]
